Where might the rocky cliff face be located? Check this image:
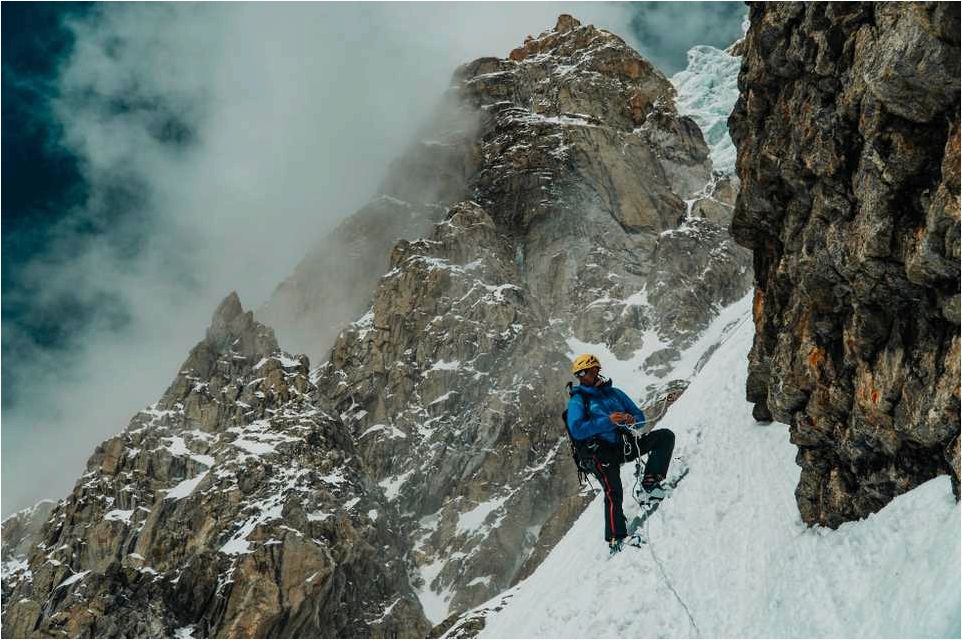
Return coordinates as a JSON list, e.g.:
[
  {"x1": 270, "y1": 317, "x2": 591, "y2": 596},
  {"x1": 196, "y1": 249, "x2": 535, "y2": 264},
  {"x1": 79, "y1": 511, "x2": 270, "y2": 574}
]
[
  {"x1": 1, "y1": 501, "x2": 56, "y2": 611},
  {"x1": 2, "y1": 294, "x2": 430, "y2": 638},
  {"x1": 311, "y1": 15, "x2": 751, "y2": 623},
  {"x1": 730, "y1": 2, "x2": 960, "y2": 527},
  {"x1": 2, "y1": 15, "x2": 753, "y2": 636}
]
